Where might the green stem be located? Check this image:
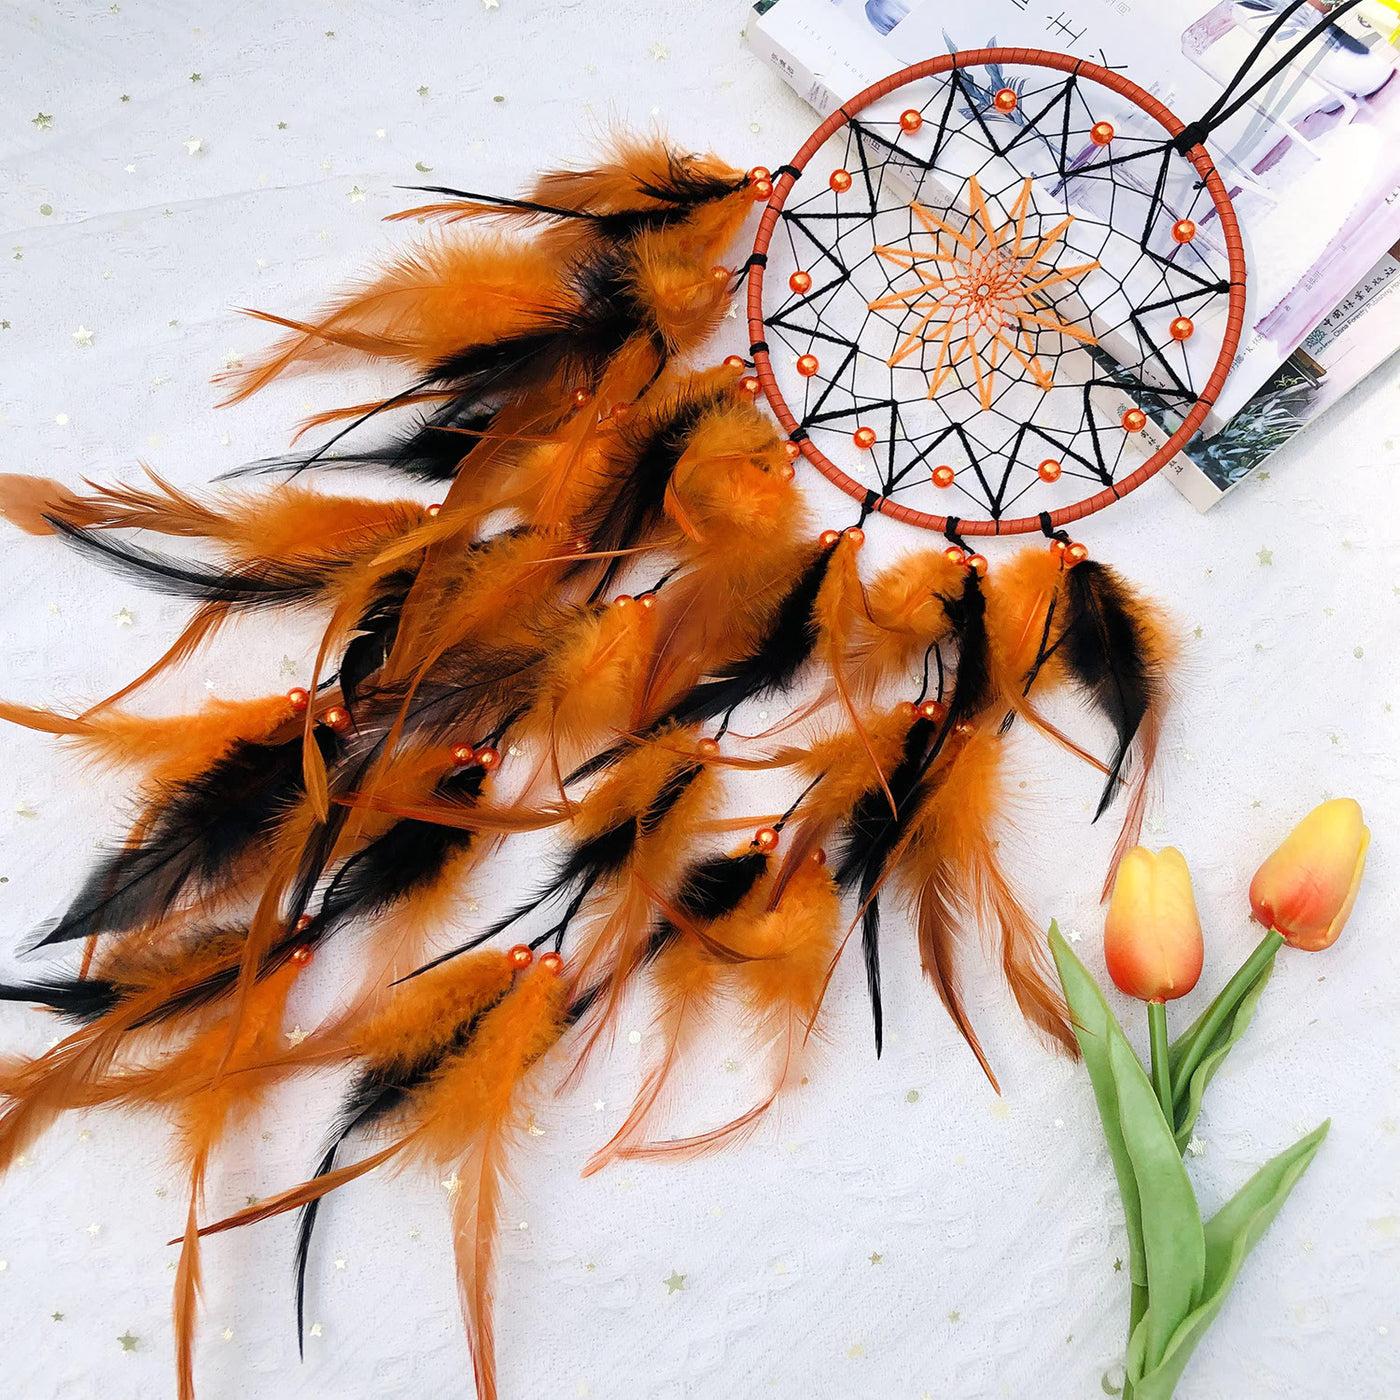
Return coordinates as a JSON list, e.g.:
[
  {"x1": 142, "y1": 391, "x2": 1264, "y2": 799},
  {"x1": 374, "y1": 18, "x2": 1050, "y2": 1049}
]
[
  {"x1": 1123, "y1": 1282, "x2": 1148, "y2": 1400},
  {"x1": 1147, "y1": 1000, "x2": 1173, "y2": 1122},
  {"x1": 1170, "y1": 929, "x2": 1284, "y2": 1108}
]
